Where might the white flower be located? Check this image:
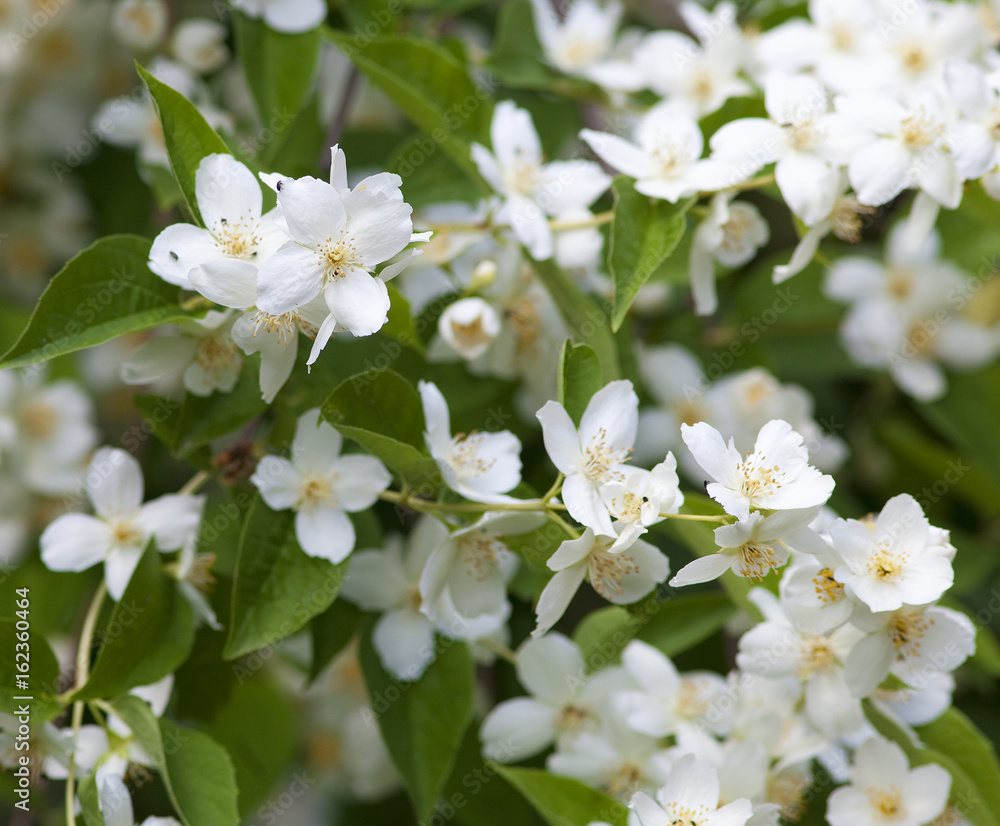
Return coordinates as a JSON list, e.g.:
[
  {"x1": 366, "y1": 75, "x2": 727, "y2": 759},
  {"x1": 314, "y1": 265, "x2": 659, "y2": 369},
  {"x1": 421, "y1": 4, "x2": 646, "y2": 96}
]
[
  {"x1": 826, "y1": 737, "x2": 950, "y2": 826},
  {"x1": 736, "y1": 589, "x2": 865, "y2": 739},
  {"x1": 100, "y1": 774, "x2": 183, "y2": 826},
  {"x1": 419, "y1": 379, "x2": 523, "y2": 503},
  {"x1": 844, "y1": 602, "x2": 975, "y2": 698},
  {"x1": 419, "y1": 512, "x2": 540, "y2": 638},
  {"x1": 111, "y1": 0, "x2": 168, "y2": 51},
  {"x1": 670, "y1": 507, "x2": 828, "y2": 586},
  {"x1": 681, "y1": 420, "x2": 834, "y2": 521},
  {"x1": 581, "y1": 103, "x2": 726, "y2": 203},
  {"x1": 121, "y1": 311, "x2": 243, "y2": 398},
  {"x1": 710, "y1": 74, "x2": 858, "y2": 225},
  {"x1": 170, "y1": 541, "x2": 222, "y2": 630},
  {"x1": 0, "y1": 370, "x2": 97, "y2": 495},
  {"x1": 600, "y1": 458, "x2": 684, "y2": 552},
  {"x1": 40, "y1": 447, "x2": 205, "y2": 600},
  {"x1": 231, "y1": 0, "x2": 326, "y2": 33},
  {"x1": 229, "y1": 297, "x2": 329, "y2": 402},
  {"x1": 689, "y1": 194, "x2": 770, "y2": 315},
  {"x1": 480, "y1": 633, "x2": 620, "y2": 761},
  {"x1": 533, "y1": 528, "x2": 669, "y2": 637},
  {"x1": 537, "y1": 380, "x2": 639, "y2": 535},
  {"x1": 780, "y1": 546, "x2": 857, "y2": 634},
  {"x1": 835, "y1": 90, "x2": 960, "y2": 208},
  {"x1": 170, "y1": 19, "x2": 230, "y2": 75},
  {"x1": 530, "y1": 0, "x2": 624, "y2": 77},
  {"x1": 255, "y1": 158, "x2": 417, "y2": 340},
  {"x1": 634, "y1": 30, "x2": 751, "y2": 117},
  {"x1": 436, "y1": 297, "x2": 502, "y2": 360},
  {"x1": 629, "y1": 754, "x2": 753, "y2": 826},
  {"x1": 471, "y1": 101, "x2": 610, "y2": 260},
  {"x1": 149, "y1": 153, "x2": 286, "y2": 296},
  {"x1": 250, "y1": 408, "x2": 391, "y2": 563},
  {"x1": 340, "y1": 518, "x2": 445, "y2": 681},
  {"x1": 829, "y1": 494, "x2": 955, "y2": 613},
  {"x1": 615, "y1": 640, "x2": 731, "y2": 739}
]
